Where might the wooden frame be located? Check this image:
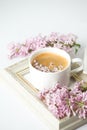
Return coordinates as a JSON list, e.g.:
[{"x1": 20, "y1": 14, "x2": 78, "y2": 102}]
[{"x1": 3, "y1": 58, "x2": 87, "y2": 130}]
